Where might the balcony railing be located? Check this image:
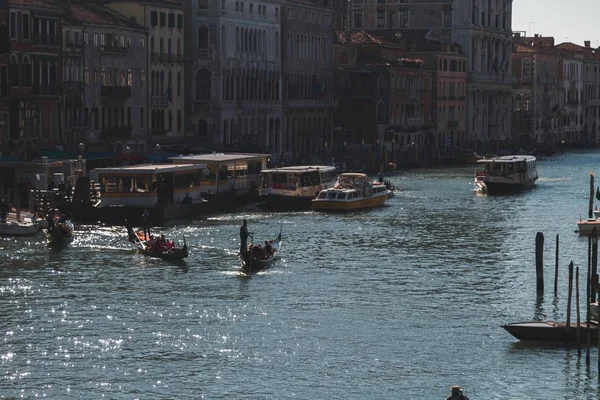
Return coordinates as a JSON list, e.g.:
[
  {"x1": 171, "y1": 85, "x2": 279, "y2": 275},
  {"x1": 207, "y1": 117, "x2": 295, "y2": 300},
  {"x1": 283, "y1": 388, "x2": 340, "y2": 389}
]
[
  {"x1": 151, "y1": 95, "x2": 169, "y2": 107},
  {"x1": 151, "y1": 53, "x2": 169, "y2": 63},
  {"x1": 101, "y1": 45, "x2": 128, "y2": 55},
  {"x1": 101, "y1": 85, "x2": 132, "y2": 100},
  {"x1": 196, "y1": 48, "x2": 209, "y2": 58},
  {"x1": 102, "y1": 126, "x2": 133, "y2": 138},
  {"x1": 193, "y1": 100, "x2": 210, "y2": 113},
  {"x1": 64, "y1": 80, "x2": 84, "y2": 93},
  {"x1": 33, "y1": 84, "x2": 63, "y2": 96}
]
